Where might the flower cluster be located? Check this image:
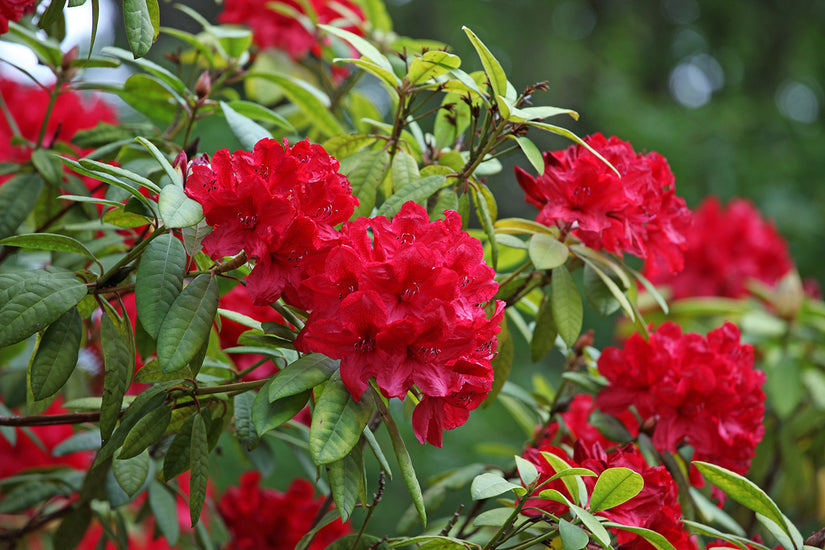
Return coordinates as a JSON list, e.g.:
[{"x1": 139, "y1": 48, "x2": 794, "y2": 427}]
[
  {"x1": 532, "y1": 393, "x2": 638, "y2": 450},
  {"x1": 514, "y1": 133, "x2": 692, "y2": 276},
  {"x1": 218, "y1": 0, "x2": 365, "y2": 60},
  {"x1": 596, "y1": 322, "x2": 766, "y2": 475},
  {"x1": 217, "y1": 472, "x2": 351, "y2": 550},
  {"x1": 185, "y1": 138, "x2": 358, "y2": 306},
  {"x1": 645, "y1": 197, "x2": 794, "y2": 299},
  {"x1": 295, "y1": 202, "x2": 503, "y2": 447},
  {"x1": 0, "y1": 0, "x2": 35, "y2": 34},
  {"x1": 523, "y1": 440, "x2": 695, "y2": 550}
]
